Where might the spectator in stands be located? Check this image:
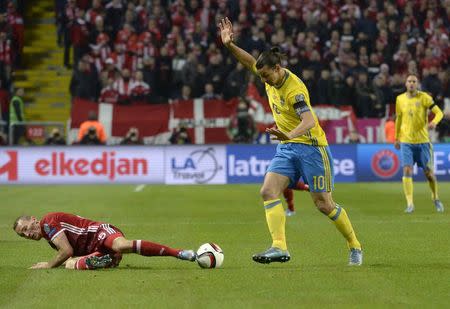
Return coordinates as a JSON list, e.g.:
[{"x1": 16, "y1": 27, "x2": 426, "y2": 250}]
[
  {"x1": 129, "y1": 70, "x2": 150, "y2": 103},
  {"x1": 169, "y1": 125, "x2": 192, "y2": 144},
  {"x1": 342, "y1": 75, "x2": 357, "y2": 107},
  {"x1": 70, "y1": 59, "x2": 100, "y2": 101},
  {"x1": 223, "y1": 62, "x2": 248, "y2": 100},
  {"x1": 192, "y1": 62, "x2": 207, "y2": 98},
  {"x1": 45, "y1": 128, "x2": 66, "y2": 145},
  {"x1": 0, "y1": 31, "x2": 12, "y2": 83},
  {"x1": 9, "y1": 87, "x2": 25, "y2": 145},
  {"x1": 422, "y1": 66, "x2": 443, "y2": 100},
  {"x1": 328, "y1": 72, "x2": 346, "y2": 106},
  {"x1": 317, "y1": 69, "x2": 331, "y2": 105},
  {"x1": 301, "y1": 68, "x2": 318, "y2": 105},
  {"x1": 202, "y1": 83, "x2": 220, "y2": 100},
  {"x1": 62, "y1": 0, "x2": 76, "y2": 68},
  {"x1": 114, "y1": 68, "x2": 132, "y2": 104},
  {"x1": 227, "y1": 98, "x2": 257, "y2": 144},
  {"x1": 205, "y1": 53, "x2": 226, "y2": 94},
  {"x1": 372, "y1": 74, "x2": 389, "y2": 118},
  {"x1": 391, "y1": 73, "x2": 405, "y2": 99},
  {"x1": 60, "y1": 0, "x2": 449, "y2": 123},
  {"x1": 103, "y1": 57, "x2": 119, "y2": 80},
  {"x1": 180, "y1": 52, "x2": 198, "y2": 92},
  {"x1": 355, "y1": 71, "x2": 376, "y2": 118},
  {"x1": 120, "y1": 127, "x2": 143, "y2": 145},
  {"x1": 175, "y1": 85, "x2": 192, "y2": 101},
  {"x1": 71, "y1": 8, "x2": 90, "y2": 66},
  {"x1": 384, "y1": 116, "x2": 396, "y2": 143},
  {"x1": 77, "y1": 110, "x2": 106, "y2": 144},
  {"x1": 99, "y1": 78, "x2": 119, "y2": 104}
]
